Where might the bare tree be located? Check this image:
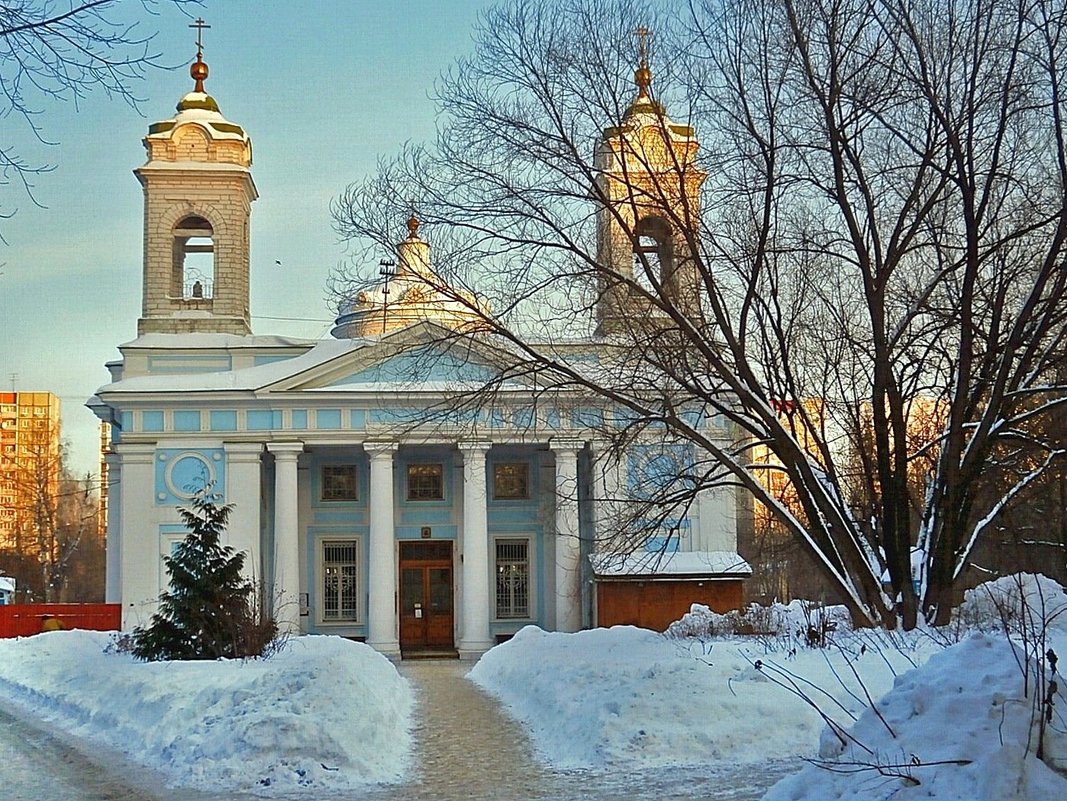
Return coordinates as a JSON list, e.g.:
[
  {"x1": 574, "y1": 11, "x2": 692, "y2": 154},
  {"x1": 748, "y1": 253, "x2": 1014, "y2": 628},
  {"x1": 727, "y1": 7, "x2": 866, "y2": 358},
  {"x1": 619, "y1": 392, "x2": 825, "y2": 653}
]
[
  {"x1": 0, "y1": 440, "x2": 102, "y2": 601},
  {"x1": 331, "y1": 0, "x2": 1067, "y2": 628},
  {"x1": 1, "y1": 0, "x2": 199, "y2": 228}
]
